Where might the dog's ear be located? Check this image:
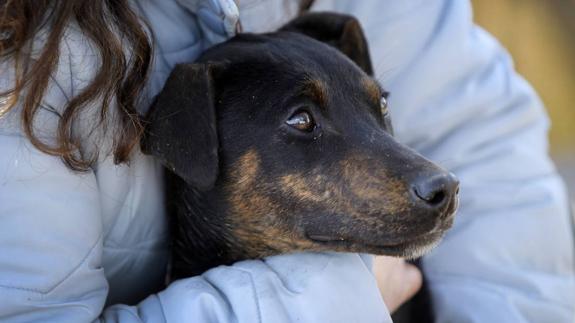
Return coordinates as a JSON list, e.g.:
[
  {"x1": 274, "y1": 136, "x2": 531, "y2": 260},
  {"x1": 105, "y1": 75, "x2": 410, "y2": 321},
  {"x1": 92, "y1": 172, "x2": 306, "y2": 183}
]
[
  {"x1": 141, "y1": 63, "x2": 219, "y2": 190},
  {"x1": 280, "y1": 12, "x2": 374, "y2": 76}
]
